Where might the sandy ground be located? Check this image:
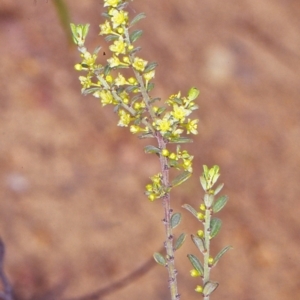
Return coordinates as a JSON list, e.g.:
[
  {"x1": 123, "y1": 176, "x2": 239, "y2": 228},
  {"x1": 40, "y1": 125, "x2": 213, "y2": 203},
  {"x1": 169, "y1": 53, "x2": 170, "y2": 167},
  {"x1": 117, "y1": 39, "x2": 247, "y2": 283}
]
[{"x1": 1, "y1": 0, "x2": 300, "y2": 299}]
